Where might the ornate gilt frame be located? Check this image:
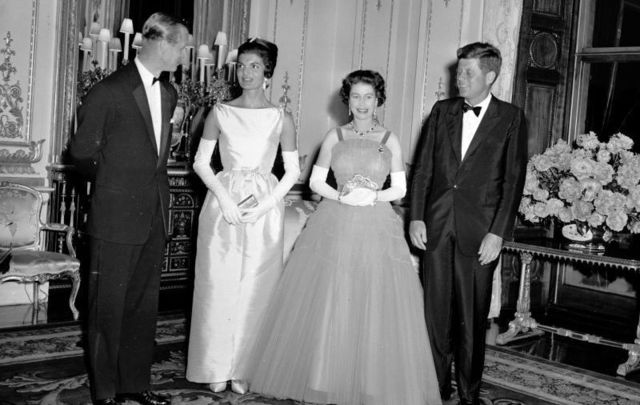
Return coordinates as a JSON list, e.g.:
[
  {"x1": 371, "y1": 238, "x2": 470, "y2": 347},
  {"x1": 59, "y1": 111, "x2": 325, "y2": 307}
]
[{"x1": 51, "y1": 0, "x2": 79, "y2": 163}]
